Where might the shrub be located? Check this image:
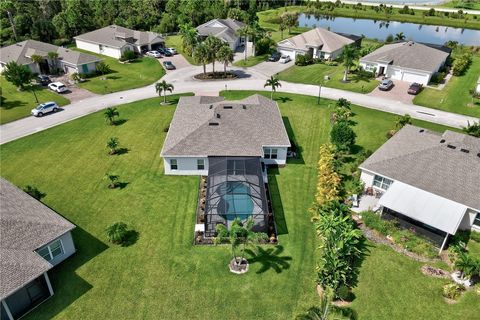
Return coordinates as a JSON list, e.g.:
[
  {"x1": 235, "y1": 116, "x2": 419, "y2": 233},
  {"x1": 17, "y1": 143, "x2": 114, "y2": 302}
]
[
  {"x1": 324, "y1": 60, "x2": 338, "y2": 66},
  {"x1": 430, "y1": 72, "x2": 446, "y2": 84},
  {"x1": 295, "y1": 54, "x2": 314, "y2": 66},
  {"x1": 330, "y1": 121, "x2": 356, "y2": 151},
  {"x1": 336, "y1": 285, "x2": 351, "y2": 301},
  {"x1": 120, "y1": 49, "x2": 136, "y2": 62},
  {"x1": 96, "y1": 61, "x2": 112, "y2": 75},
  {"x1": 385, "y1": 34, "x2": 394, "y2": 43},
  {"x1": 361, "y1": 211, "x2": 396, "y2": 236},
  {"x1": 255, "y1": 37, "x2": 275, "y2": 55},
  {"x1": 442, "y1": 283, "x2": 464, "y2": 300},
  {"x1": 23, "y1": 185, "x2": 46, "y2": 201},
  {"x1": 452, "y1": 53, "x2": 472, "y2": 76},
  {"x1": 106, "y1": 222, "x2": 129, "y2": 244}
]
